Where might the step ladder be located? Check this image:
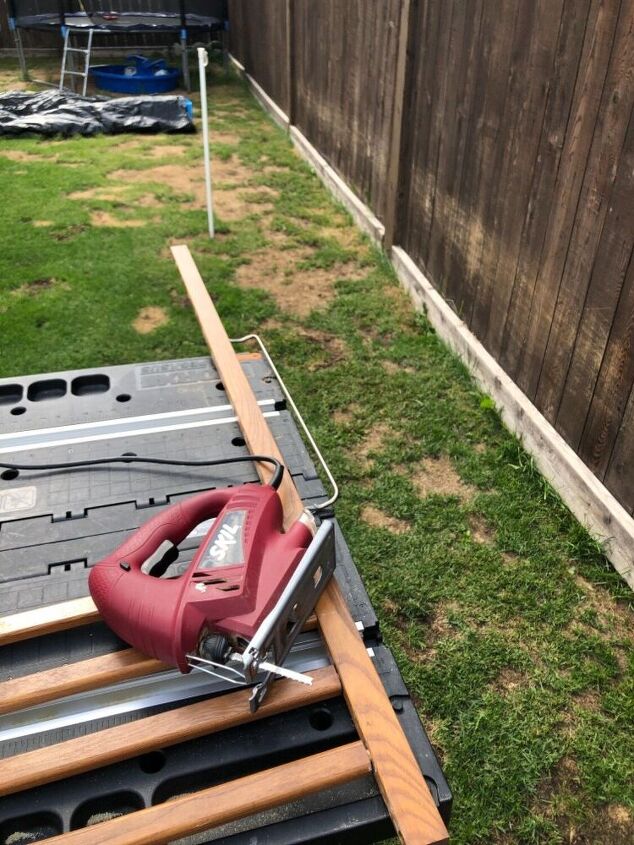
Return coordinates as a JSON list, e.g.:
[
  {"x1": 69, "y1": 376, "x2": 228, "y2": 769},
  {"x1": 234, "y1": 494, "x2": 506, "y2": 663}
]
[{"x1": 59, "y1": 28, "x2": 94, "y2": 96}]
